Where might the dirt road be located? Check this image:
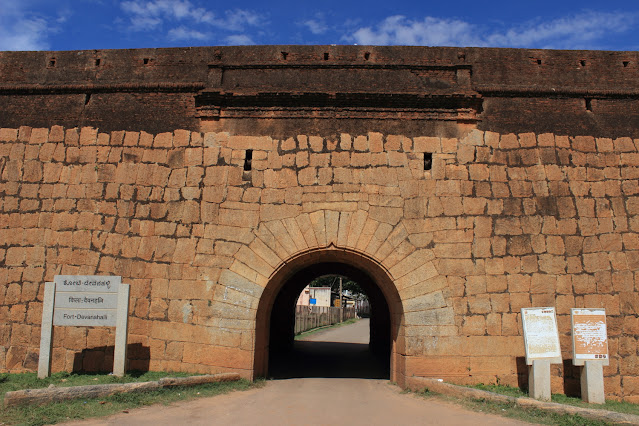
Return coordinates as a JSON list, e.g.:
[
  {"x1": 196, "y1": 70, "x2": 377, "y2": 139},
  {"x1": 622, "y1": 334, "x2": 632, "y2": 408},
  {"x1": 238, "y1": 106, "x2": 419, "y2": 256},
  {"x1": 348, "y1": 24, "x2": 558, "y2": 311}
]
[
  {"x1": 300, "y1": 317, "x2": 371, "y2": 343},
  {"x1": 70, "y1": 319, "x2": 526, "y2": 425}
]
